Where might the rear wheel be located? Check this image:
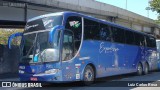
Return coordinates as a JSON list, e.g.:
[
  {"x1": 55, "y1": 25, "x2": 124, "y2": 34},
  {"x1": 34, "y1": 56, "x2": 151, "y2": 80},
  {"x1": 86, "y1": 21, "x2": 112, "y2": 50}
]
[
  {"x1": 83, "y1": 65, "x2": 95, "y2": 85},
  {"x1": 144, "y1": 63, "x2": 149, "y2": 75},
  {"x1": 137, "y1": 63, "x2": 143, "y2": 76}
]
